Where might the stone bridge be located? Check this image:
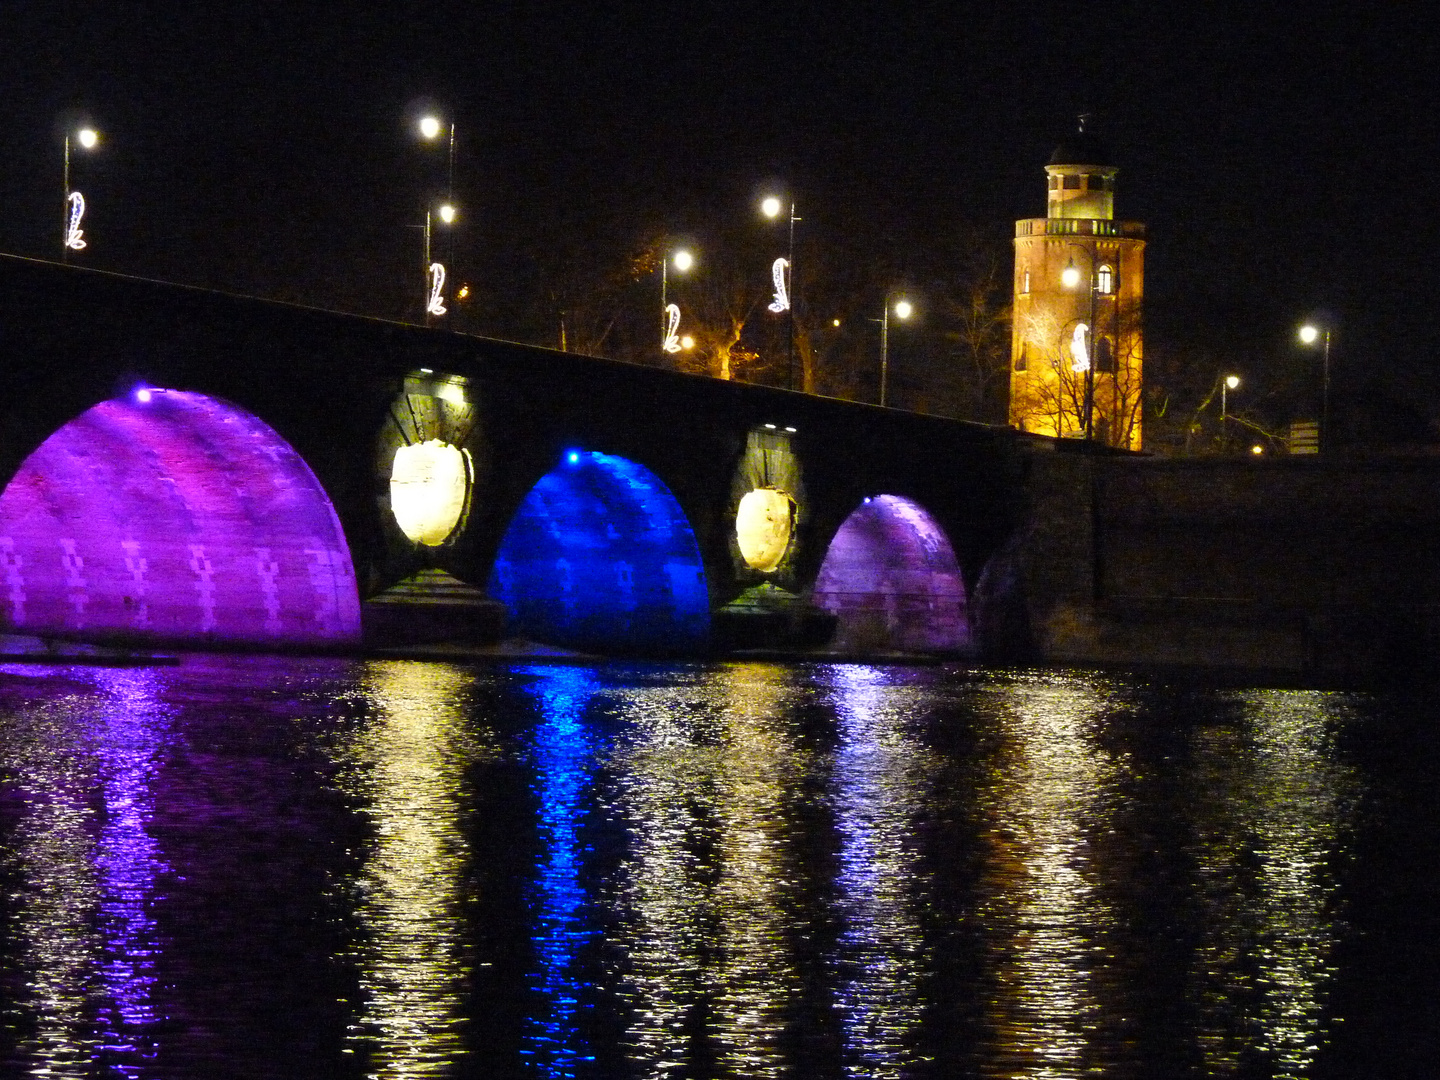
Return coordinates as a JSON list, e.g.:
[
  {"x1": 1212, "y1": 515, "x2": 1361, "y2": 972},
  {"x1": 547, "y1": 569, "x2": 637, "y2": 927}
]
[{"x1": 0, "y1": 255, "x2": 1037, "y2": 658}]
